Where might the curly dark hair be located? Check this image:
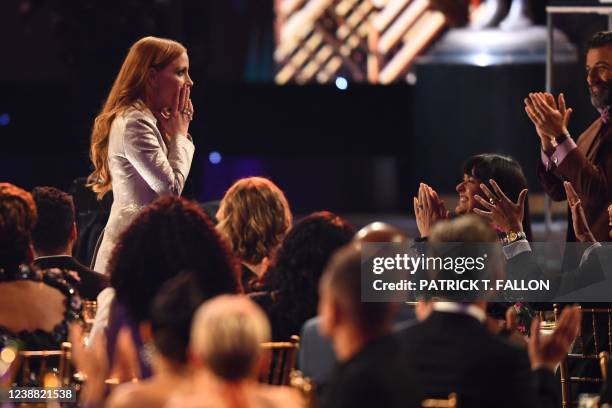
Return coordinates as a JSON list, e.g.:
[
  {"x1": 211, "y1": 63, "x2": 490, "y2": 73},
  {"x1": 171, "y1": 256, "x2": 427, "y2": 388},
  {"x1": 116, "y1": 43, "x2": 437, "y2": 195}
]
[
  {"x1": 31, "y1": 186, "x2": 75, "y2": 253},
  {"x1": 264, "y1": 211, "x2": 354, "y2": 340},
  {"x1": 0, "y1": 183, "x2": 37, "y2": 268},
  {"x1": 109, "y1": 196, "x2": 241, "y2": 323}
]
